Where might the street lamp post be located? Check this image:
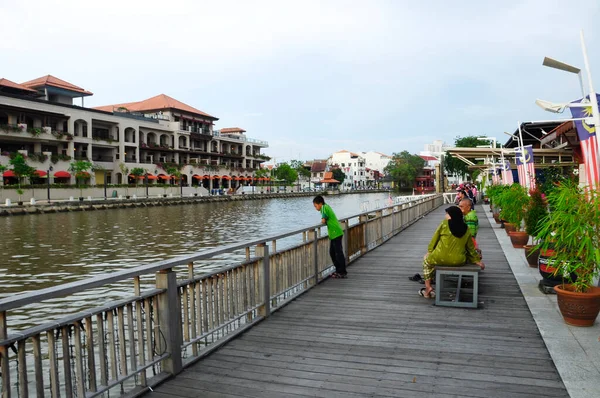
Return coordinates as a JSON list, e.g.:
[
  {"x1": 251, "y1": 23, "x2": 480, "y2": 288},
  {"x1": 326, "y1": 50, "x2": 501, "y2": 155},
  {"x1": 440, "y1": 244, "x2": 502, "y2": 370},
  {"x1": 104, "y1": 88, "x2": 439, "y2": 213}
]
[
  {"x1": 180, "y1": 174, "x2": 183, "y2": 197},
  {"x1": 145, "y1": 172, "x2": 149, "y2": 198},
  {"x1": 47, "y1": 166, "x2": 53, "y2": 203},
  {"x1": 103, "y1": 170, "x2": 107, "y2": 200}
]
